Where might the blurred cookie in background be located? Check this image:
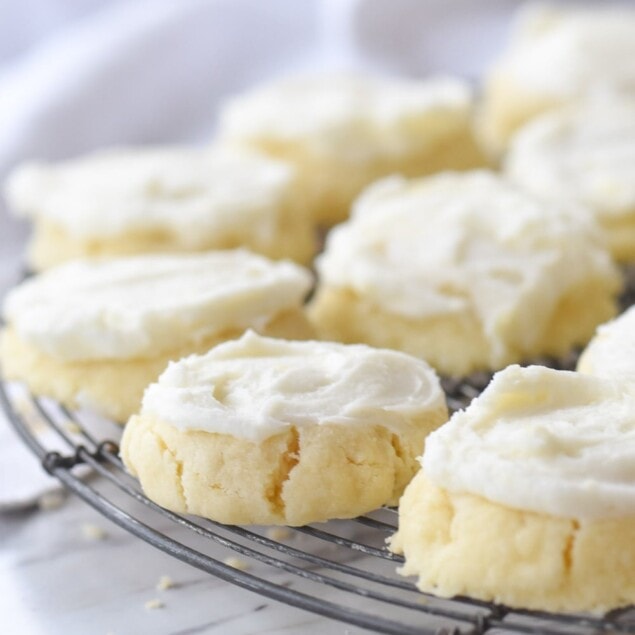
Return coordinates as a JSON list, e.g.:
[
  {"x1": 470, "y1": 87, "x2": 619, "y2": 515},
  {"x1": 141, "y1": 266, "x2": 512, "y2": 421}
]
[
  {"x1": 505, "y1": 96, "x2": 635, "y2": 262},
  {"x1": 218, "y1": 73, "x2": 488, "y2": 226},
  {"x1": 479, "y1": 3, "x2": 635, "y2": 155},
  {"x1": 5, "y1": 146, "x2": 316, "y2": 270}
]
